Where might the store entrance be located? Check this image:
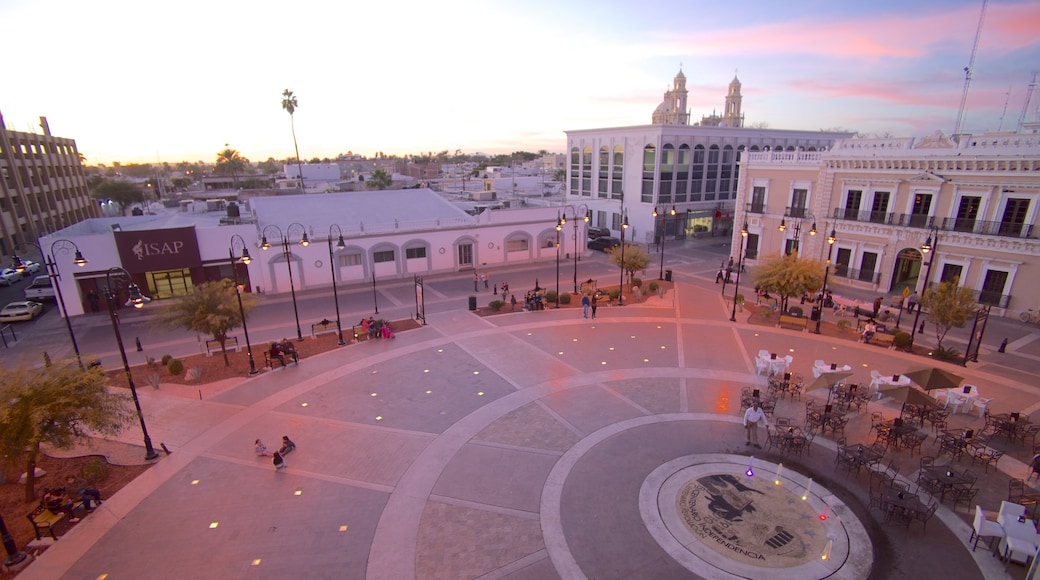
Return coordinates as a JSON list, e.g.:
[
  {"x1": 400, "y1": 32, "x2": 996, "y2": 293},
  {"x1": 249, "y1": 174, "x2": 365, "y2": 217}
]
[{"x1": 146, "y1": 268, "x2": 194, "y2": 299}]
